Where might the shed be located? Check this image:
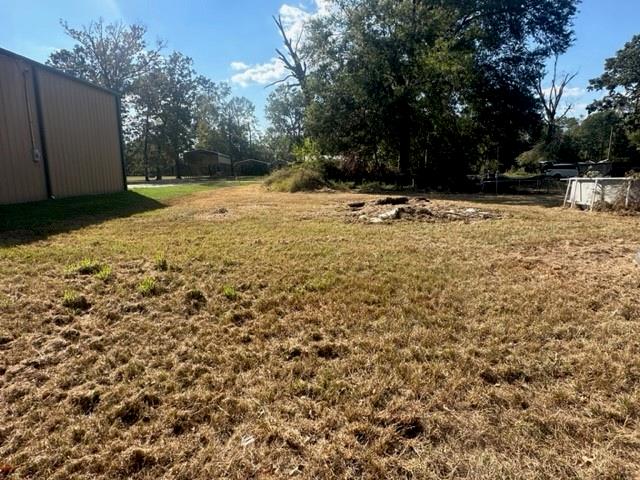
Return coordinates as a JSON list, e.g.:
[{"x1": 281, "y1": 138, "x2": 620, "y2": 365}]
[
  {"x1": 0, "y1": 48, "x2": 126, "y2": 205},
  {"x1": 182, "y1": 150, "x2": 232, "y2": 177}
]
